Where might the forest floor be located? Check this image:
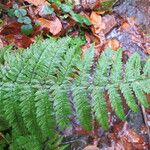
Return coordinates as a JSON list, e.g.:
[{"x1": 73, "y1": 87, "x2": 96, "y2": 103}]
[{"x1": 0, "y1": 0, "x2": 150, "y2": 149}]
